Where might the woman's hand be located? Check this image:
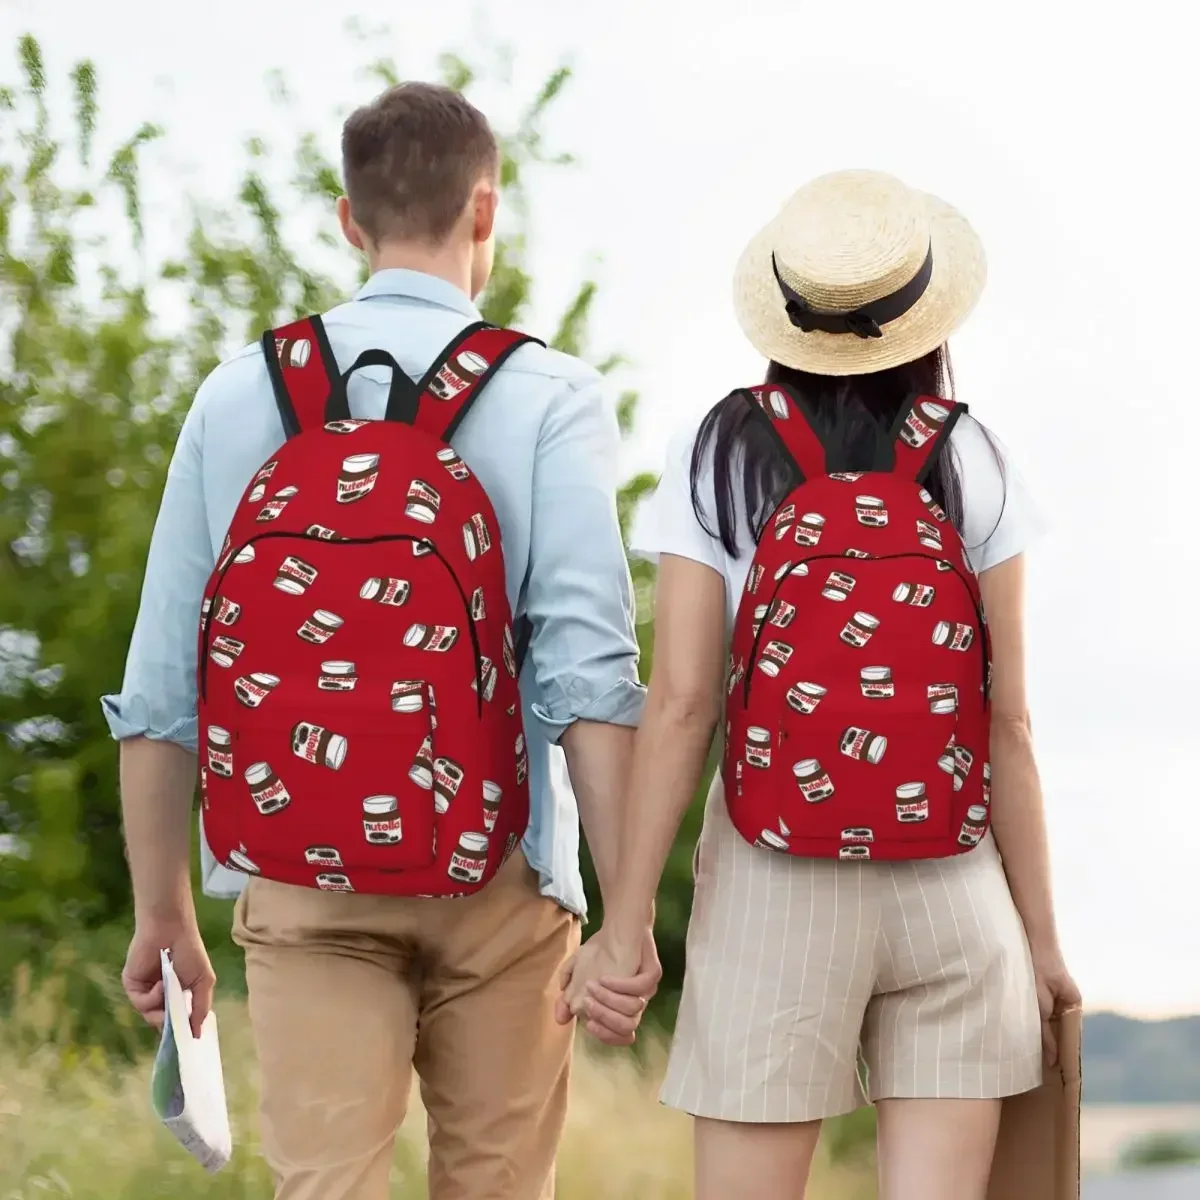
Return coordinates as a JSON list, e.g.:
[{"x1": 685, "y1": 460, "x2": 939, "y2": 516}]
[
  {"x1": 555, "y1": 926, "x2": 660, "y2": 1046},
  {"x1": 1030, "y1": 943, "x2": 1081, "y2": 1066}
]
